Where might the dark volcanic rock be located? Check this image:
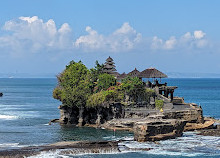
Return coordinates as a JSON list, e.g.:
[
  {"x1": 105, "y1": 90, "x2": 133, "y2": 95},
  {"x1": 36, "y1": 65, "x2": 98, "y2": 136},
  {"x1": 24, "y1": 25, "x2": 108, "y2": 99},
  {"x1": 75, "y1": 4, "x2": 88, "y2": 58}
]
[
  {"x1": 59, "y1": 103, "x2": 124, "y2": 126},
  {"x1": 0, "y1": 141, "x2": 119, "y2": 158}
]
